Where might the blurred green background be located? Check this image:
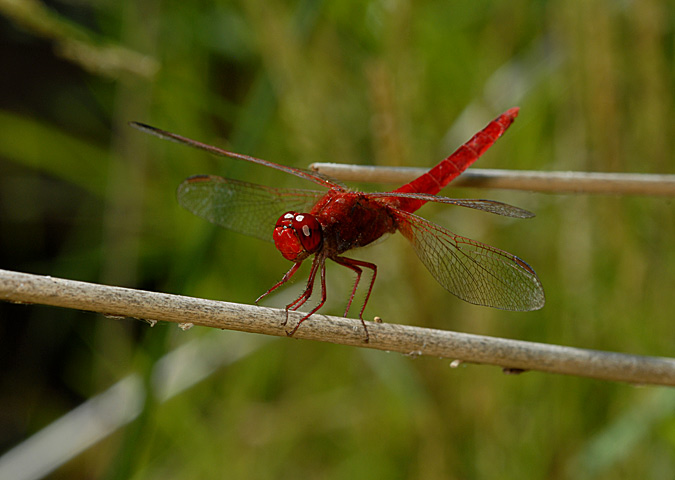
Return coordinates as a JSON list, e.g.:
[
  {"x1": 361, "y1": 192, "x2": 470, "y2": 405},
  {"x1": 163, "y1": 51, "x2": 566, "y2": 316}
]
[{"x1": 0, "y1": 0, "x2": 673, "y2": 479}]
